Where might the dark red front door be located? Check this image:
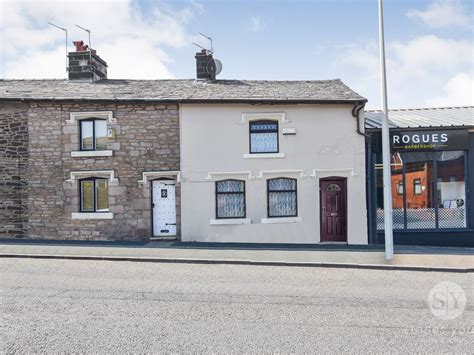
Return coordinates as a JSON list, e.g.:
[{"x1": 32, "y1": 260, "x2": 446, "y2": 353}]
[{"x1": 320, "y1": 179, "x2": 347, "y2": 242}]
